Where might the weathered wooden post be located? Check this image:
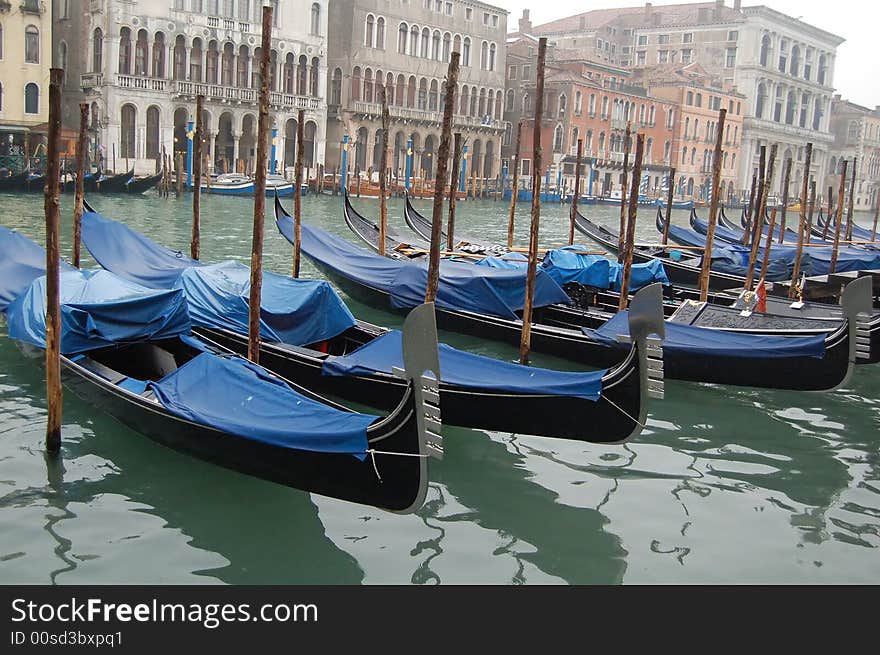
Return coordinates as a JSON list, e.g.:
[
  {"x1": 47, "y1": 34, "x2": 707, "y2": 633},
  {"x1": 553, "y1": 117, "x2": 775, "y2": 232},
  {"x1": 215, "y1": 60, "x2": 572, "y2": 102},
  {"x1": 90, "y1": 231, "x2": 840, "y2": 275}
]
[
  {"x1": 662, "y1": 167, "x2": 676, "y2": 245},
  {"x1": 618, "y1": 134, "x2": 645, "y2": 309},
  {"x1": 248, "y1": 4, "x2": 272, "y2": 364},
  {"x1": 830, "y1": 160, "x2": 848, "y2": 274},
  {"x1": 748, "y1": 146, "x2": 766, "y2": 248},
  {"x1": 448, "y1": 132, "x2": 463, "y2": 250},
  {"x1": 616, "y1": 121, "x2": 632, "y2": 263},
  {"x1": 698, "y1": 108, "x2": 727, "y2": 302},
  {"x1": 845, "y1": 157, "x2": 857, "y2": 241},
  {"x1": 45, "y1": 69, "x2": 64, "y2": 453},
  {"x1": 777, "y1": 157, "x2": 792, "y2": 244},
  {"x1": 176, "y1": 152, "x2": 183, "y2": 197},
  {"x1": 758, "y1": 206, "x2": 778, "y2": 283},
  {"x1": 788, "y1": 143, "x2": 812, "y2": 296},
  {"x1": 506, "y1": 121, "x2": 523, "y2": 249},
  {"x1": 822, "y1": 186, "x2": 834, "y2": 241},
  {"x1": 744, "y1": 144, "x2": 776, "y2": 292},
  {"x1": 292, "y1": 109, "x2": 305, "y2": 277},
  {"x1": 425, "y1": 51, "x2": 459, "y2": 304},
  {"x1": 519, "y1": 37, "x2": 547, "y2": 365},
  {"x1": 191, "y1": 94, "x2": 204, "y2": 260},
  {"x1": 378, "y1": 89, "x2": 389, "y2": 257},
  {"x1": 872, "y1": 191, "x2": 879, "y2": 241},
  {"x1": 72, "y1": 103, "x2": 89, "y2": 268},
  {"x1": 806, "y1": 181, "x2": 816, "y2": 244},
  {"x1": 741, "y1": 170, "x2": 758, "y2": 245},
  {"x1": 568, "y1": 138, "x2": 583, "y2": 246}
]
